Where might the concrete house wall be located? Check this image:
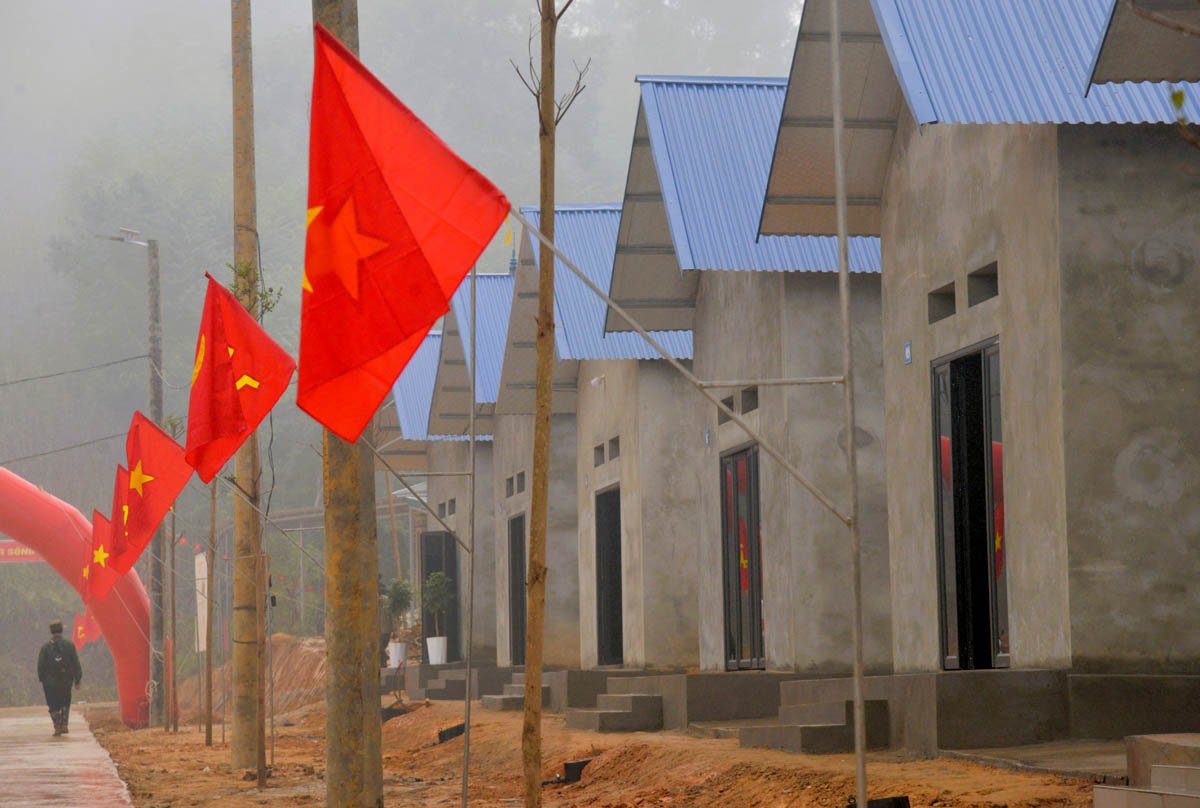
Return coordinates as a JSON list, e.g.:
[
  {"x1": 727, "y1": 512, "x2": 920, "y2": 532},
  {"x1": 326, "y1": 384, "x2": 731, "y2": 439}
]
[
  {"x1": 492, "y1": 412, "x2": 580, "y2": 669},
  {"x1": 426, "y1": 439, "x2": 497, "y2": 663},
  {"x1": 880, "y1": 112, "x2": 1200, "y2": 675},
  {"x1": 1058, "y1": 124, "x2": 1200, "y2": 673},
  {"x1": 693, "y1": 269, "x2": 892, "y2": 674},
  {"x1": 880, "y1": 115, "x2": 1072, "y2": 673},
  {"x1": 575, "y1": 357, "x2": 704, "y2": 670}
]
